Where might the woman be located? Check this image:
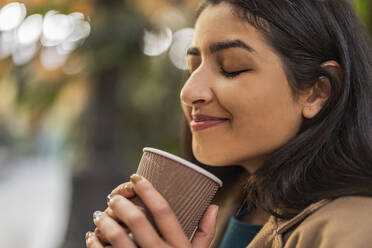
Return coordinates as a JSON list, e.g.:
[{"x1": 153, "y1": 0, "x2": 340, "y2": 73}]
[{"x1": 86, "y1": 0, "x2": 372, "y2": 247}]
